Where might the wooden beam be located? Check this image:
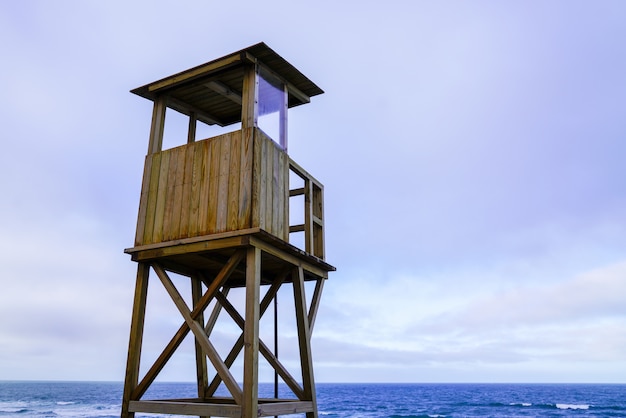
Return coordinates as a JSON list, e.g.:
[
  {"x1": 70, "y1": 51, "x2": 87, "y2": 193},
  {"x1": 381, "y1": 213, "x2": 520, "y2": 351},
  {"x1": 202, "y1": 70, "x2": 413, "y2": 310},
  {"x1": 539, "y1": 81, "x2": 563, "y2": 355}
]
[
  {"x1": 308, "y1": 278, "x2": 325, "y2": 333},
  {"x1": 242, "y1": 247, "x2": 261, "y2": 417},
  {"x1": 241, "y1": 62, "x2": 258, "y2": 130},
  {"x1": 153, "y1": 263, "x2": 243, "y2": 405},
  {"x1": 258, "y1": 401, "x2": 315, "y2": 416},
  {"x1": 187, "y1": 112, "x2": 197, "y2": 143},
  {"x1": 129, "y1": 400, "x2": 241, "y2": 417},
  {"x1": 191, "y1": 275, "x2": 208, "y2": 403},
  {"x1": 147, "y1": 54, "x2": 242, "y2": 93},
  {"x1": 290, "y1": 187, "x2": 305, "y2": 197},
  {"x1": 292, "y1": 266, "x2": 318, "y2": 418},
  {"x1": 121, "y1": 263, "x2": 150, "y2": 418},
  {"x1": 204, "y1": 81, "x2": 243, "y2": 105},
  {"x1": 148, "y1": 96, "x2": 166, "y2": 154},
  {"x1": 167, "y1": 96, "x2": 226, "y2": 126},
  {"x1": 248, "y1": 236, "x2": 329, "y2": 278}
]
